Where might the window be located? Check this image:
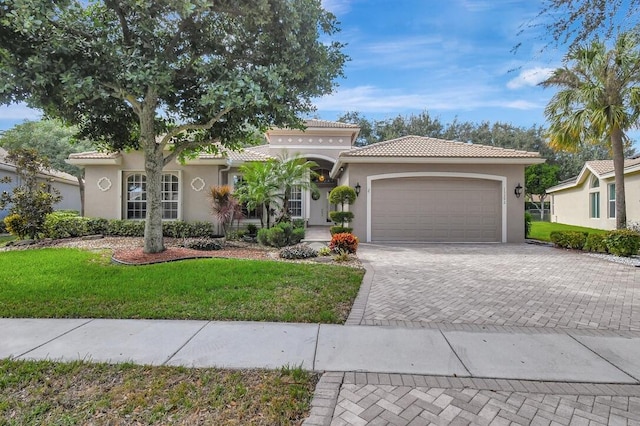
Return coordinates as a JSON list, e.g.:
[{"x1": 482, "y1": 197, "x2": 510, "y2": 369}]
[
  {"x1": 608, "y1": 183, "x2": 615, "y2": 219},
  {"x1": 232, "y1": 175, "x2": 261, "y2": 220},
  {"x1": 590, "y1": 192, "x2": 600, "y2": 219},
  {"x1": 591, "y1": 177, "x2": 600, "y2": 188},
  {"x1": 288, "y1": 185, "x2": 302, "y2": 217},
  {"x1": 126, "y1": 173, "x2": 179, "y2": 220}
]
